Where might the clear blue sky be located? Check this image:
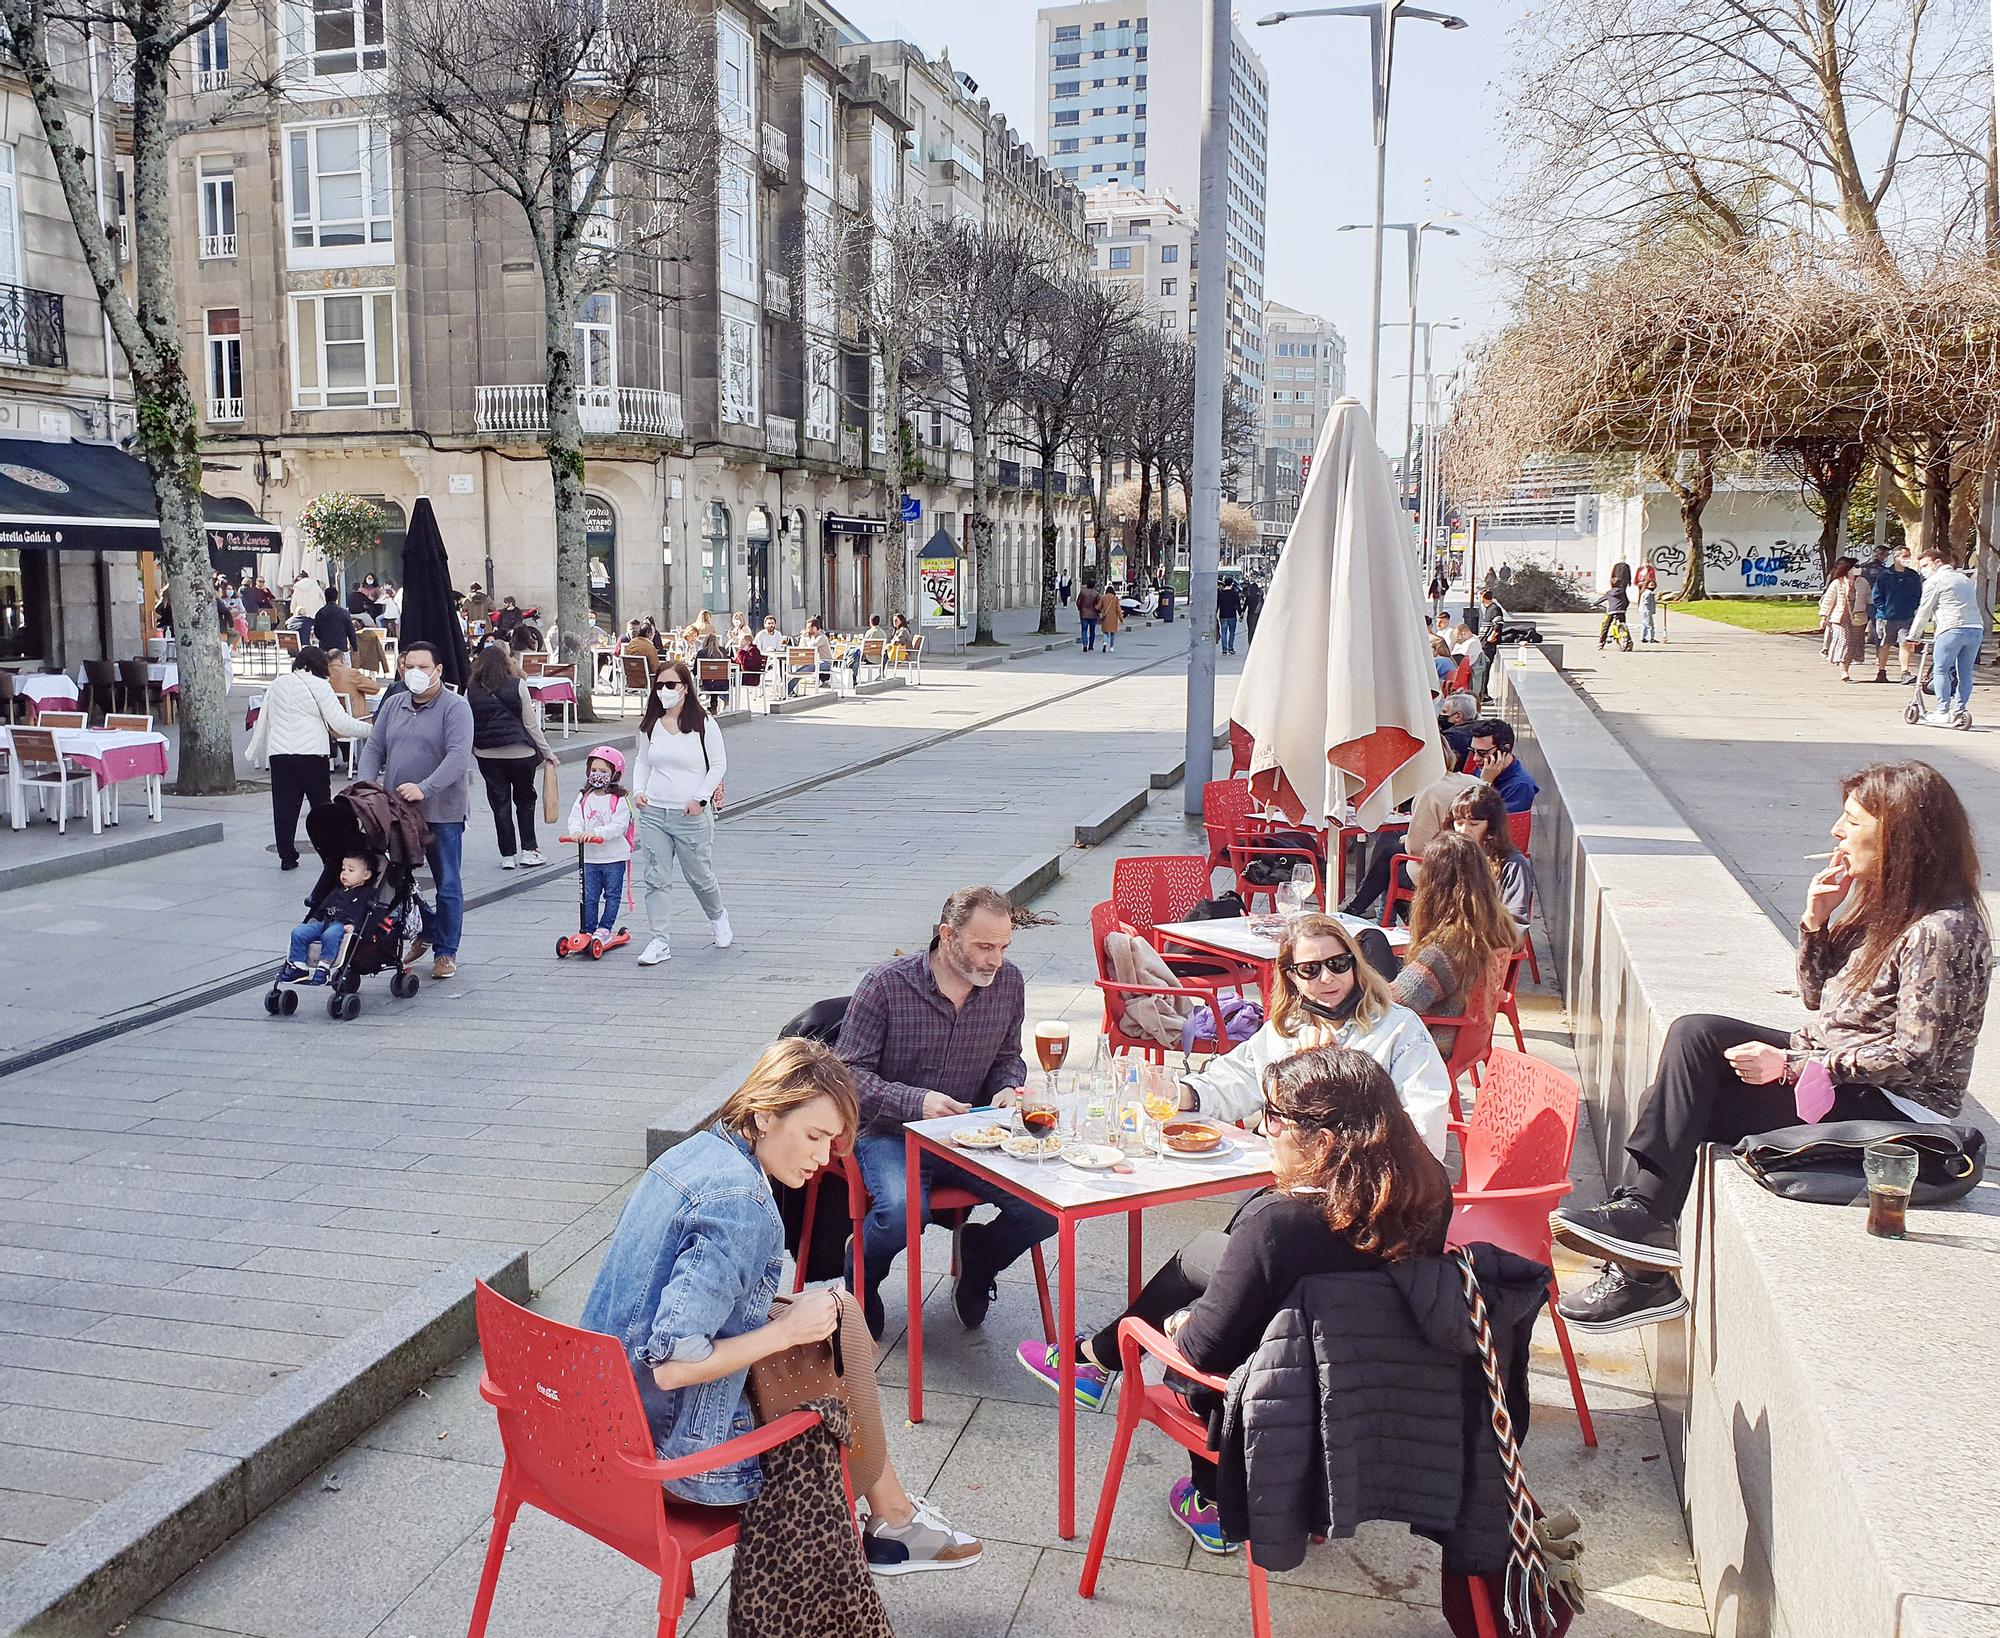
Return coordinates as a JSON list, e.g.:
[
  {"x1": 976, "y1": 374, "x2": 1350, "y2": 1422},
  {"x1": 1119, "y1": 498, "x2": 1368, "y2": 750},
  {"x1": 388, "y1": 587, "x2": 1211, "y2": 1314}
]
[{"x1": 836, "y1": 0, "x2": 1525, "y2": 424}]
